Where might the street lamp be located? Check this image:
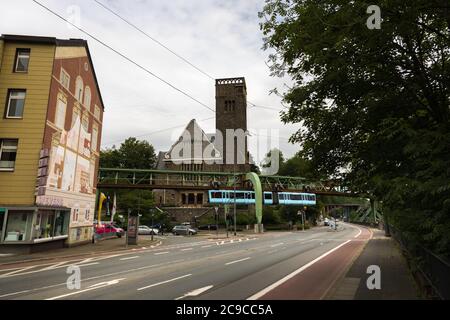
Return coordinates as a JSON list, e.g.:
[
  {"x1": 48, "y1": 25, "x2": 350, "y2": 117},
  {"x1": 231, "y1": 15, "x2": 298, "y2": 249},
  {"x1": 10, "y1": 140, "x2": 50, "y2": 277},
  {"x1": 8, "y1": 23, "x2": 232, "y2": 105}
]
[
  {"x1": 232, "y1": 140, "x2": 249, "y2": 237},
  {"x1": 151, "y1": 210, "x2": 154, "y2": 242}
]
